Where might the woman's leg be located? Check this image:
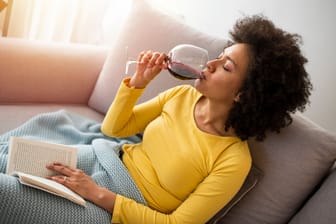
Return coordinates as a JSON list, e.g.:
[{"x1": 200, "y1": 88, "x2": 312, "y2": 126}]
[
  {"x1": 0, "y1": 173, "x2": 111, "y2": 224},
  {"x1": 0, "y1": 144, "x2": 112, "y2": 224}
]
